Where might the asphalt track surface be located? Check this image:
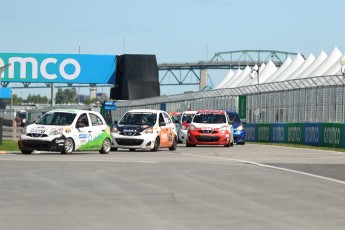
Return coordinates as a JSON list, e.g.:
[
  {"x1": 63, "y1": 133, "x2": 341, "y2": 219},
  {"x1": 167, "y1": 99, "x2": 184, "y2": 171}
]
[{"x1": 1, "y1": 143, "x2": 345, "y2": 230}]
